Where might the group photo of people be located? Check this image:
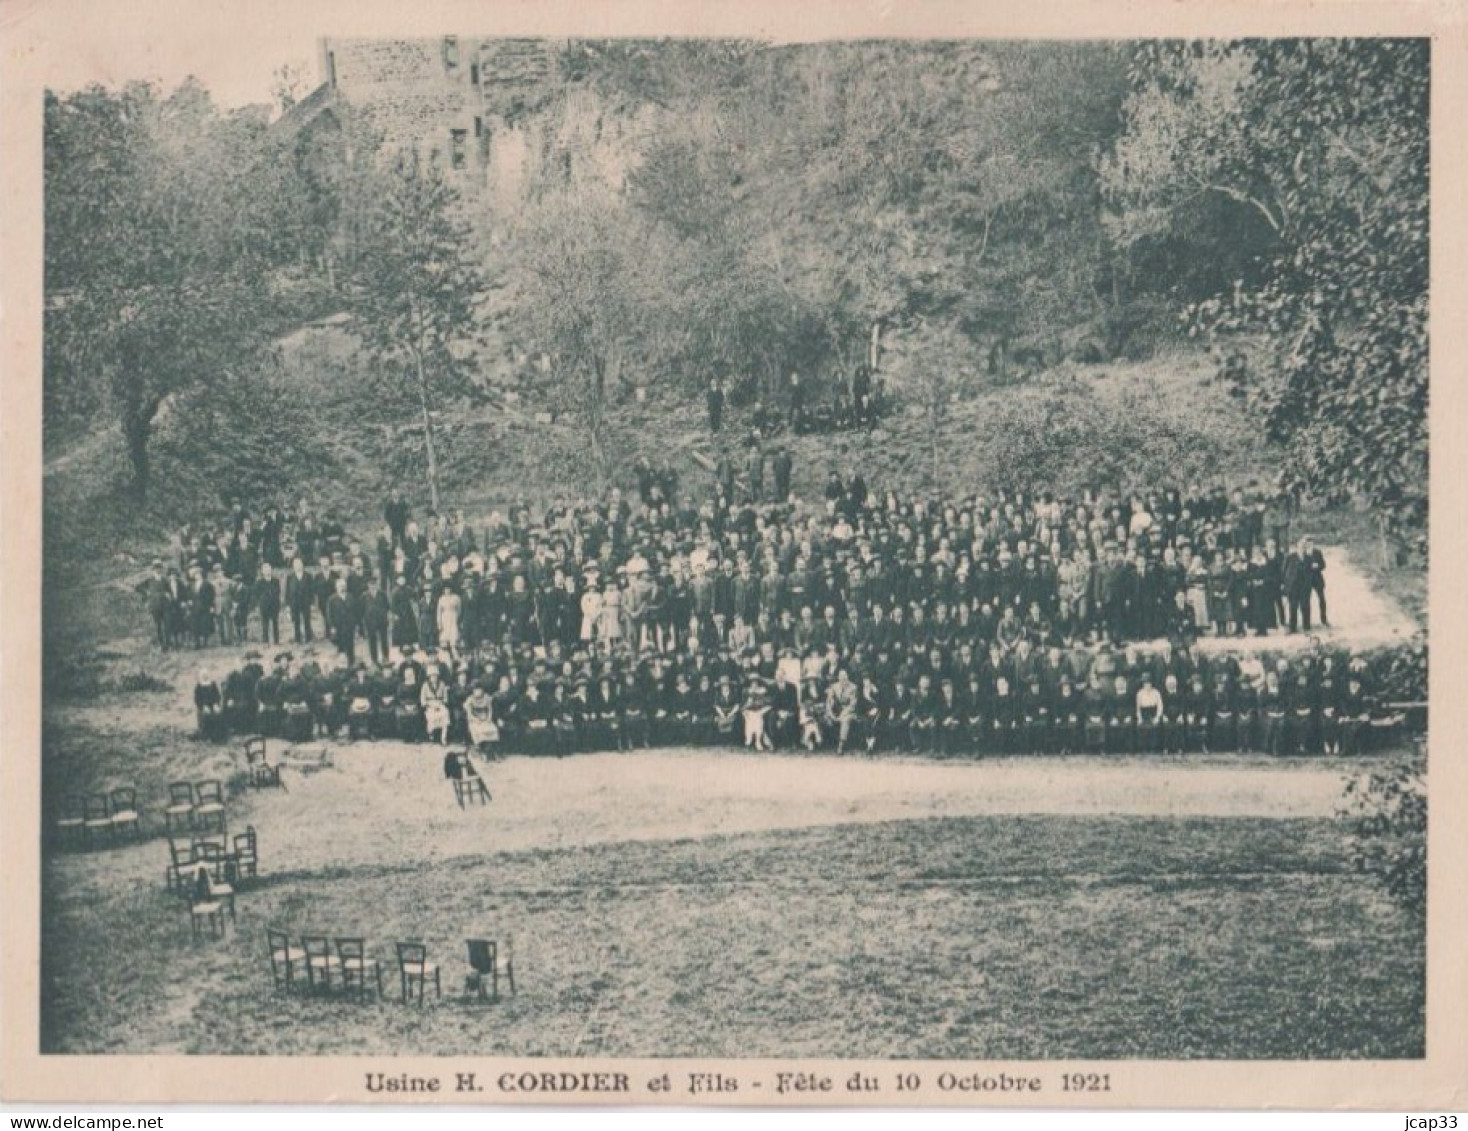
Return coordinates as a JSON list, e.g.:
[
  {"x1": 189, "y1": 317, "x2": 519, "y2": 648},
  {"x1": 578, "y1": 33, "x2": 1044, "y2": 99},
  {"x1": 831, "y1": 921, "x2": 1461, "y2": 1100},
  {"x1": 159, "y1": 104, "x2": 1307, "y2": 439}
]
[{"x1": 167, "y1": 454, "x2": 1388, "y2": 761}]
